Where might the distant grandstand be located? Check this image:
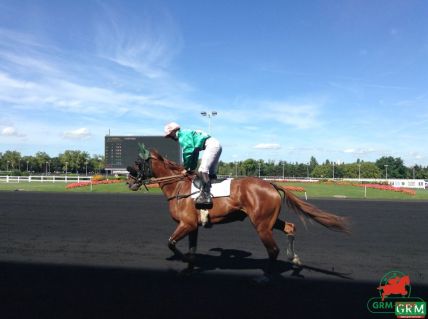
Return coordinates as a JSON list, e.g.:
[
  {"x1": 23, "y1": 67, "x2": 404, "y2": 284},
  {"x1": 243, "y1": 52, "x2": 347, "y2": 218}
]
[{"x1": 105, "y1": 136, "x2": 181, "y2": 174}]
